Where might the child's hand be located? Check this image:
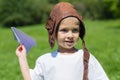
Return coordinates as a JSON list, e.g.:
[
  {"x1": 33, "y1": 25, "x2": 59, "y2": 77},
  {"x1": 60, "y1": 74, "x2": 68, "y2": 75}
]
[
  {"x1": 16, "y1": 44, "x2": 27, "y2": 57},
  {"x1": 16, "y1": 45, "x2": 32, "y2": 80}
]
